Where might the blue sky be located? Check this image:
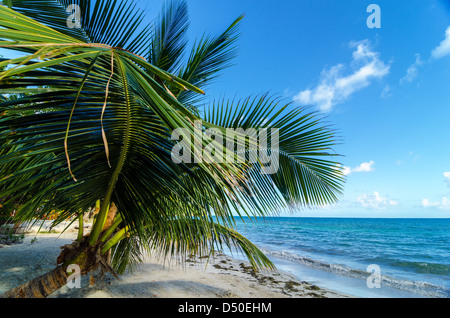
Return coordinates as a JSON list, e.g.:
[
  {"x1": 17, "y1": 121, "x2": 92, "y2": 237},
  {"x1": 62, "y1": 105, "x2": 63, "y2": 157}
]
[
  {"x1": 138, "y1": 0, "x2": 450, "y2": 218},
  {"x1": 2, "y1": 0, "x2": 450, "y2": 218}
]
